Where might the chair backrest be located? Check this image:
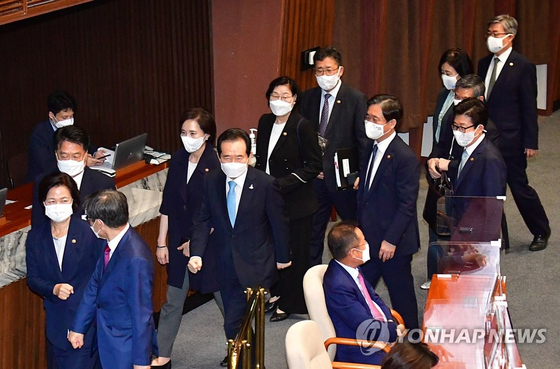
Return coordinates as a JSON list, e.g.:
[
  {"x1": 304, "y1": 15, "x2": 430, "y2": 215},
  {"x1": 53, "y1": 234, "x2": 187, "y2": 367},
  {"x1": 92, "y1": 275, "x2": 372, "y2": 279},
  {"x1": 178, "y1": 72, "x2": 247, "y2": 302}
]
[
  {"x1": 303, "y1": 264, "x2": 337, "y2": 360},
  {"x1": 7, "y1": 152, "x2": 29, "y2": 189},
  {"x1": 286, "y1": 320, "x2": 333, "y2": 369}
]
